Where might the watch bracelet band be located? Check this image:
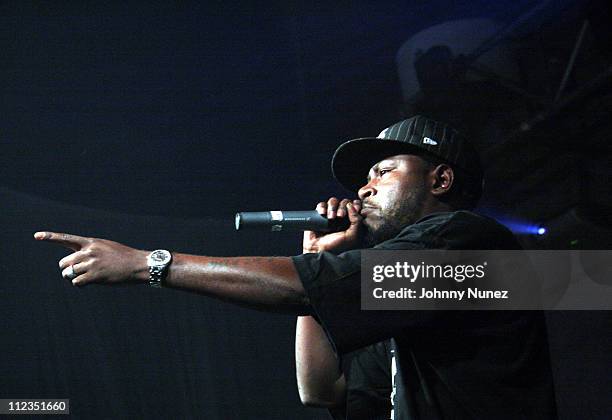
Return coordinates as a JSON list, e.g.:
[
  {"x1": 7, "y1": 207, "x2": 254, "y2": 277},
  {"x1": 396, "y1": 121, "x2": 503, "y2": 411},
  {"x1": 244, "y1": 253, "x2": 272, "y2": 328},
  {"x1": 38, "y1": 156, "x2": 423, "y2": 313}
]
[{"x1": 149, "y1": 265, "x2": 166, "y2": 288}]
